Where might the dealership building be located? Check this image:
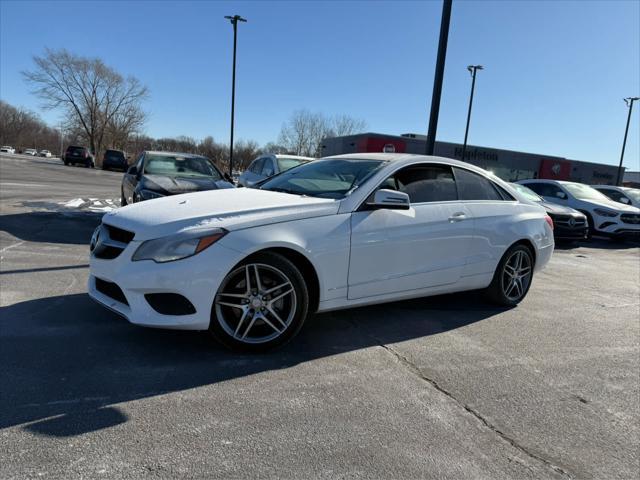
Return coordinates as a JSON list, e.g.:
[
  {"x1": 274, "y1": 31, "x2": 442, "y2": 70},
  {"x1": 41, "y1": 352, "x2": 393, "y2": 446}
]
[{"x1": 320, "y1": 132, "x2": 622, "y2": 185}]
